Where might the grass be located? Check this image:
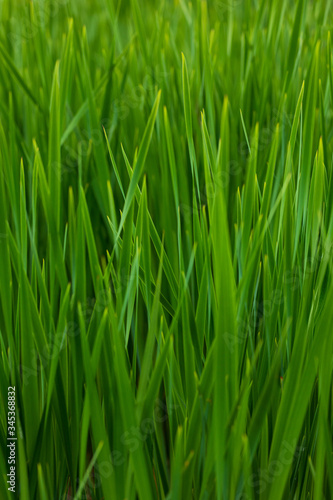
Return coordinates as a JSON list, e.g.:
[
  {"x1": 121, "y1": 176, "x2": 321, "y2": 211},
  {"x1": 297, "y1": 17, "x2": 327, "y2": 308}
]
[{"x1": 0, "y1": 0, "x2": 333, "y2": 498}]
